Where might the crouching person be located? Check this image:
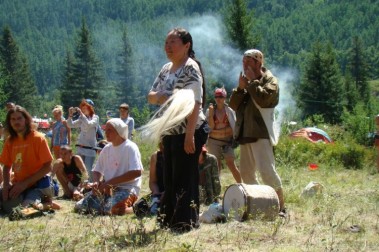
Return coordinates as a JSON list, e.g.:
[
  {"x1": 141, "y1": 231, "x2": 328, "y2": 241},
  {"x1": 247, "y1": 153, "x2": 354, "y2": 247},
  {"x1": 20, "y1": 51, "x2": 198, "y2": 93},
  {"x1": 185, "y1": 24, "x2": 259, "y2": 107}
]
[
  {"x1": 0, "y1": 106, "x2": 58, "y2": 213},
  {"x1": 75, "y1": 118, "x2": 143, "y2": 215},
  {"x1": 53, "y1": 145, "x2": 88, "y2": 200},
  {"x1": 198, "y1": 145, "x2": 221, "y2": 205}
]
